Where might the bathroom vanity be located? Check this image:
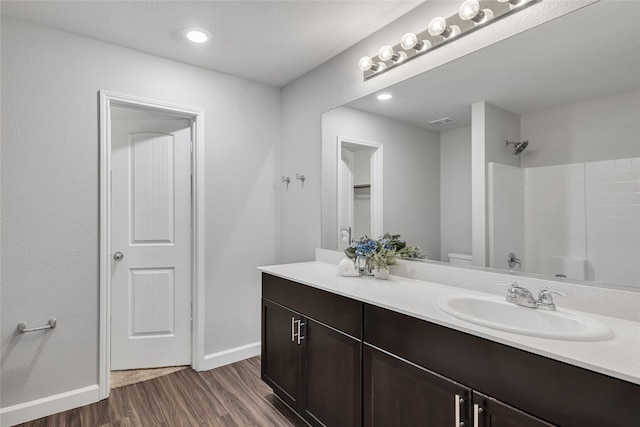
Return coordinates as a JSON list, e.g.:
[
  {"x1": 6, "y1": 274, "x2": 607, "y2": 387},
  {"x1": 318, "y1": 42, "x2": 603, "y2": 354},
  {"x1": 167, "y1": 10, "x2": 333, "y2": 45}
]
[{"x1": 259, "y1": 262, "x2": 640, "y2": 427}]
